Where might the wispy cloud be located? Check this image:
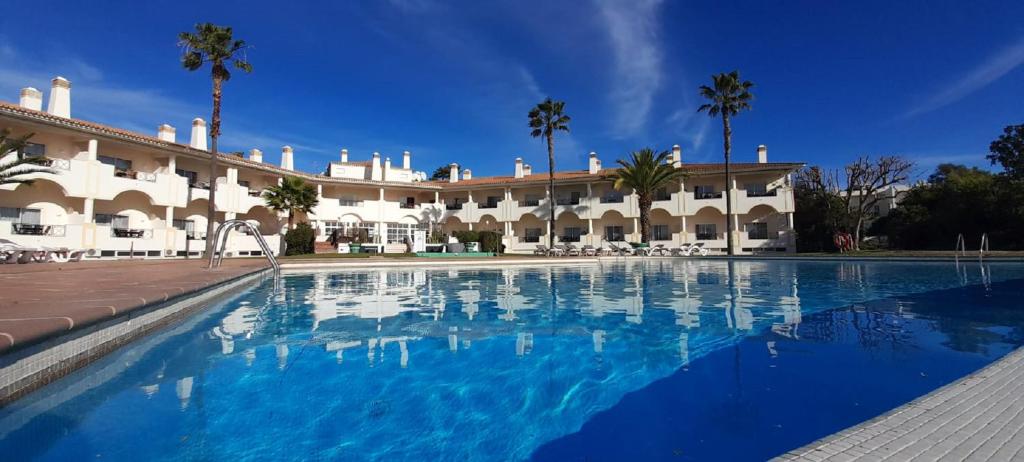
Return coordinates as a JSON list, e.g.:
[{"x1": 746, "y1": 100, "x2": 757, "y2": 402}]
[
  {"x1": 903, "y1": 36, "x2": 1024, "y2": 119},
  {"x1": 666, "y1": 109, "x2": 711, "y2": 156},
  {"x1": 596, "y1": 0, "x2": 664, "y2": 139}
]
